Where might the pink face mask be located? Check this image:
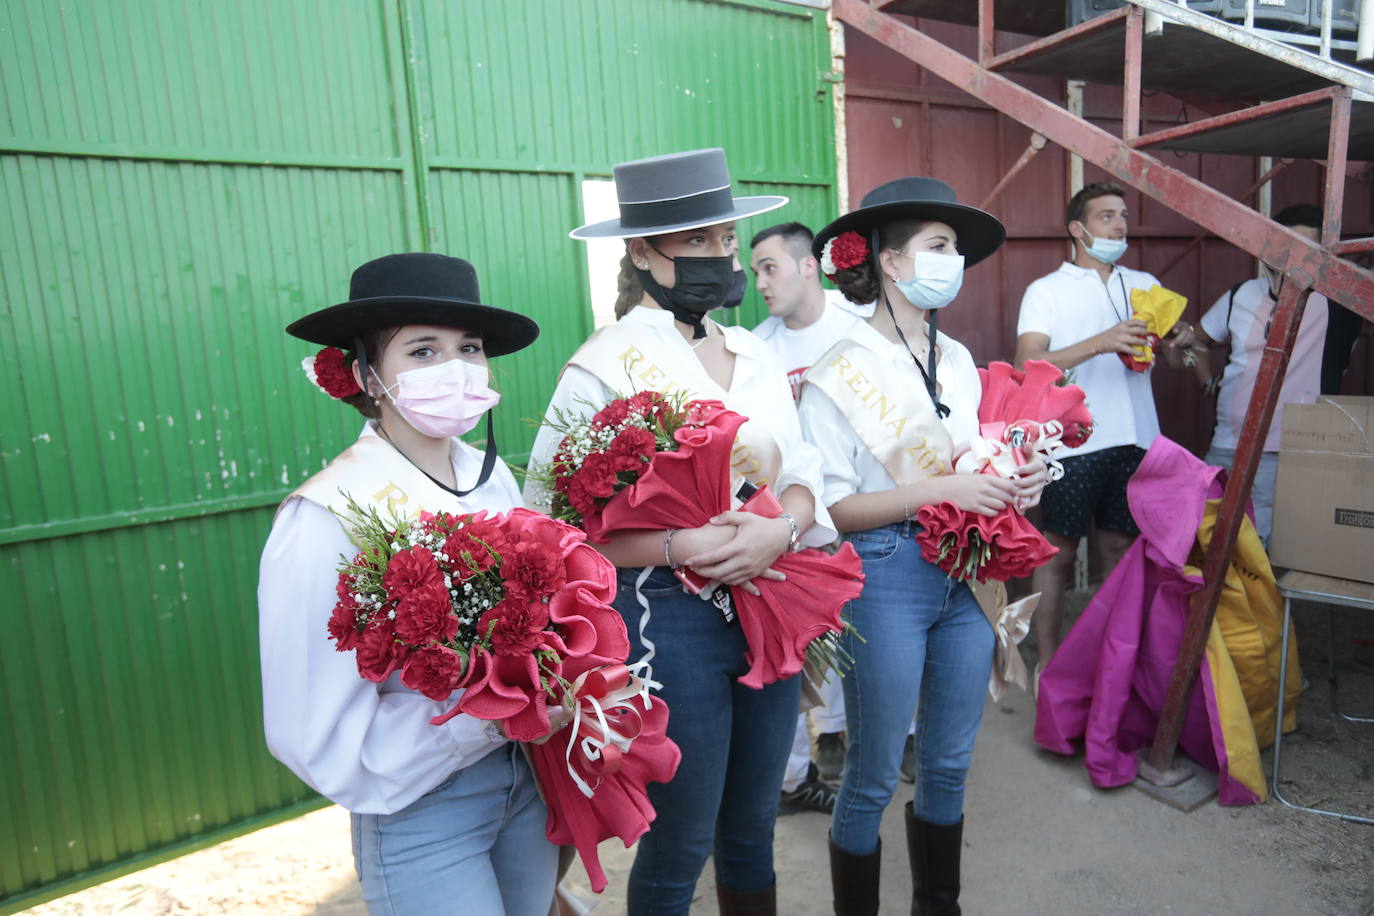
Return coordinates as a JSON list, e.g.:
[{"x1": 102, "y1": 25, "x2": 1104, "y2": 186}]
[{"x1": 374, "y1": 359, "x2": 499, "y2": 438}]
